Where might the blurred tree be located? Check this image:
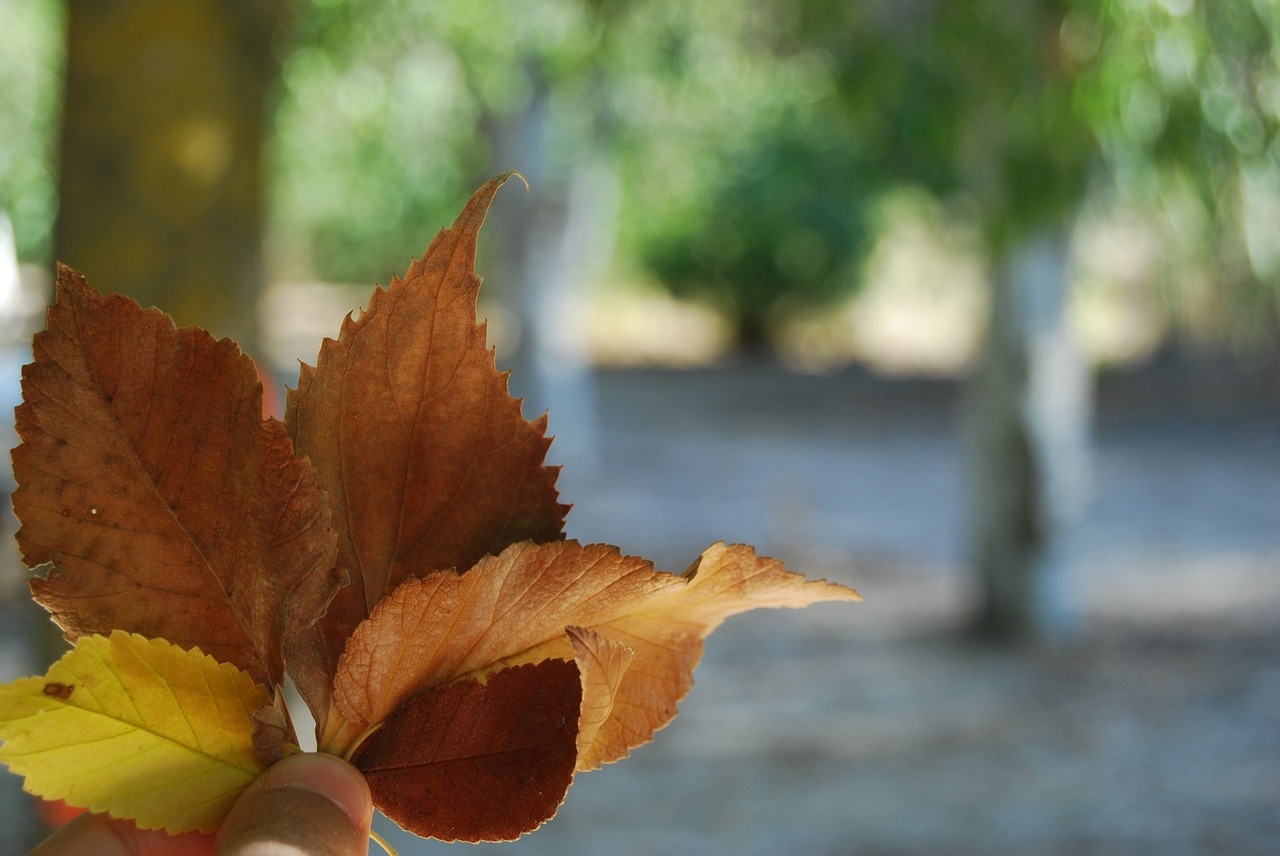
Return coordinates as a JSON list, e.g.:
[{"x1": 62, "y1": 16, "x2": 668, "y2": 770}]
[
  {"x1": 608, "y1": 0, "x2": 881, "y2": 347},
  {"x1": 742, "y1": 0, "x2": 1095, "y2": 641},
  {"x1": 935, "y1": 0, "x2": 1095, "y2": 642},
  {"x1": 56, "y1": 0, "x2": 284, "y2": 345},
  {"x1": 0, "y1": 0, "x2": 60, "y2": 266},
  {"x1": 1079, "y1": 0, "x2": 1280, "y2": 357},
  {"x1": 639, "y1": 114, "x2": 875, "y2": 348},
  {"x1": 791, "y1": 0, "x2": 1280, "y2": 639}
]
